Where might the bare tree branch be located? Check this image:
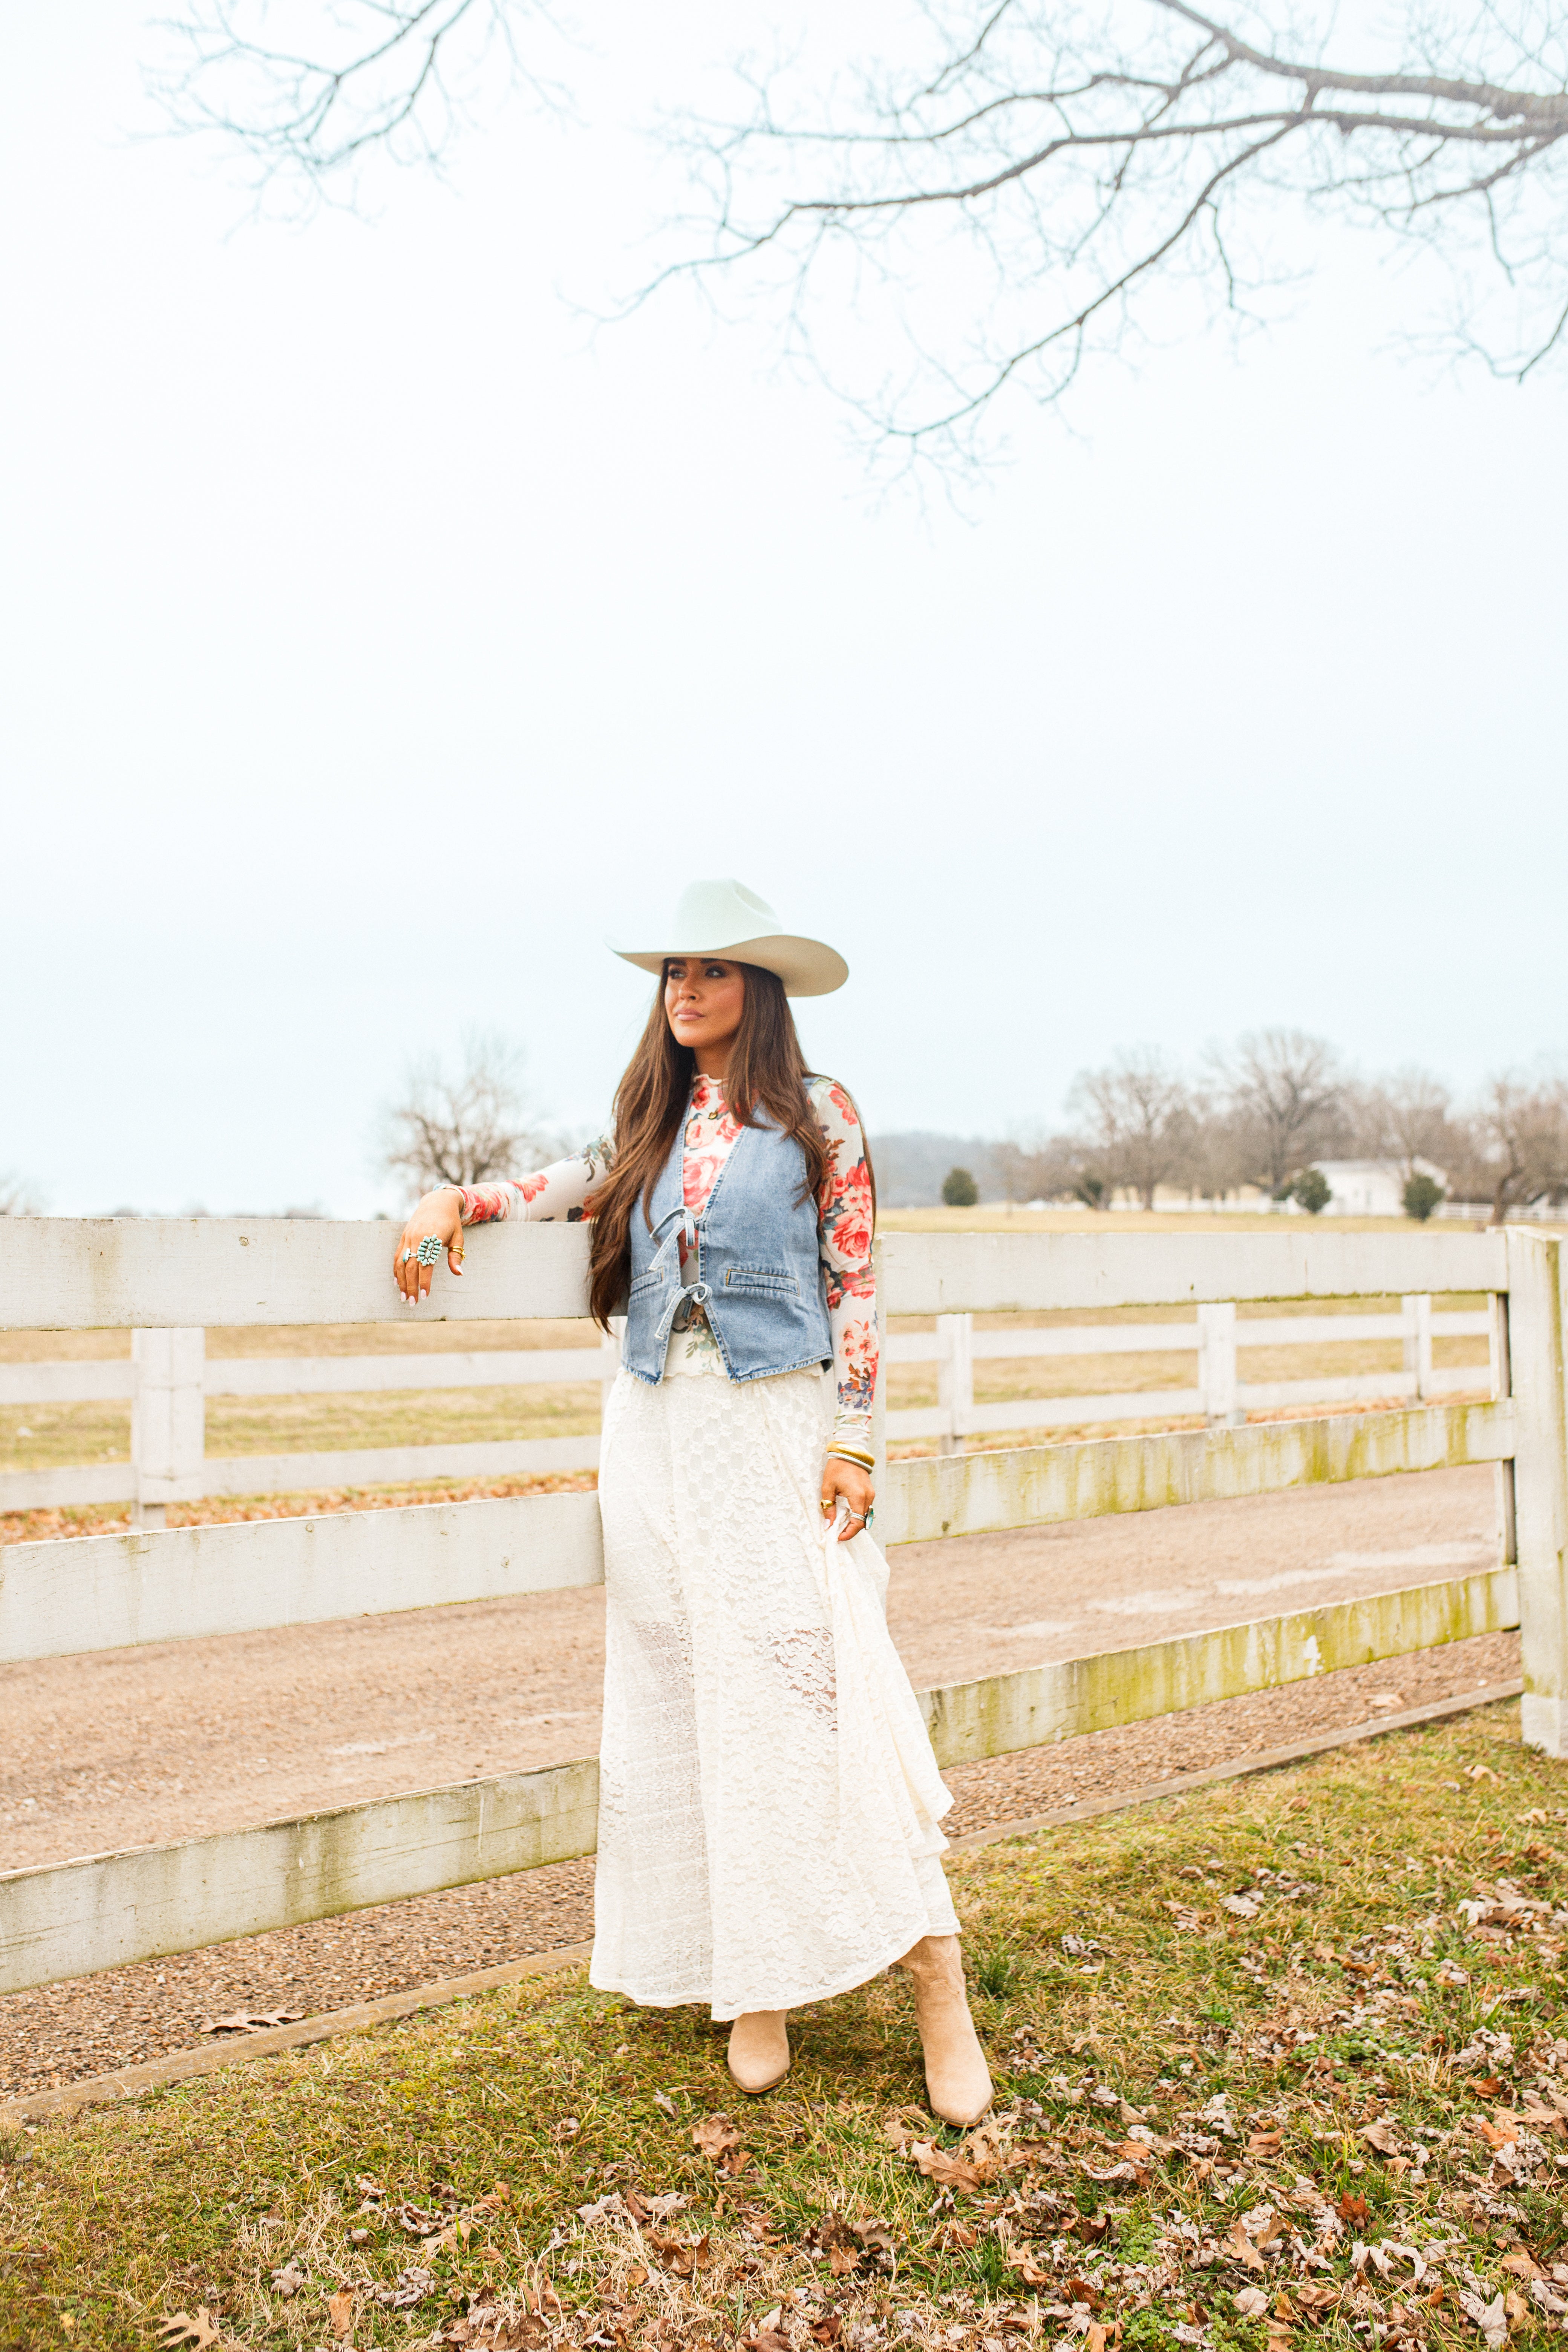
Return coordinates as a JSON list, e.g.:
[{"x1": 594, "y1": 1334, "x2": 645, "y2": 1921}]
[
  {"x1": 152, "y1": 0, "x2": 1568, "y2": 454},
  {"x1": 379, "y1": 1031, "x2": 560, "y2": 1196}
]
